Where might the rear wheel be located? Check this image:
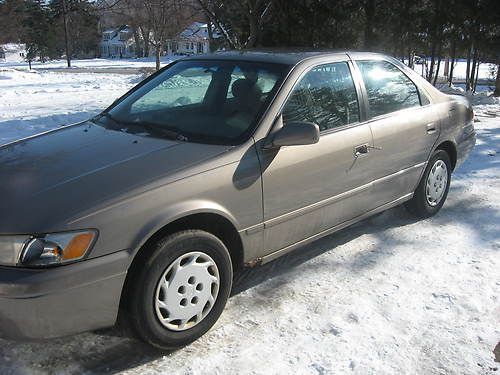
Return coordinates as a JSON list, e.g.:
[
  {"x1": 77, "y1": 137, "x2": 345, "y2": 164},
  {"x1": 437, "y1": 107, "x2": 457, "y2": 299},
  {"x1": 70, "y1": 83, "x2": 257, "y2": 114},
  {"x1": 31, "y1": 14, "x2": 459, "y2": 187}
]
[
  {"x1": 127, "y1": 230, "x2": 233, "y2": 350},
  {"x1": 405, "y1": 149, "x2": 452, "y2": 218}
]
